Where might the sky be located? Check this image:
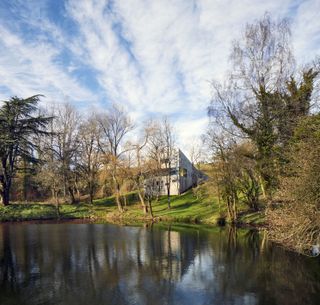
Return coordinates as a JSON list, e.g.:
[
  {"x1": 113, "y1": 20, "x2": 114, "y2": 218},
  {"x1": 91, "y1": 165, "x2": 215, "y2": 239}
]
[{"x1": 0, "y1": 0, "x2": 319, "y2": 154}]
